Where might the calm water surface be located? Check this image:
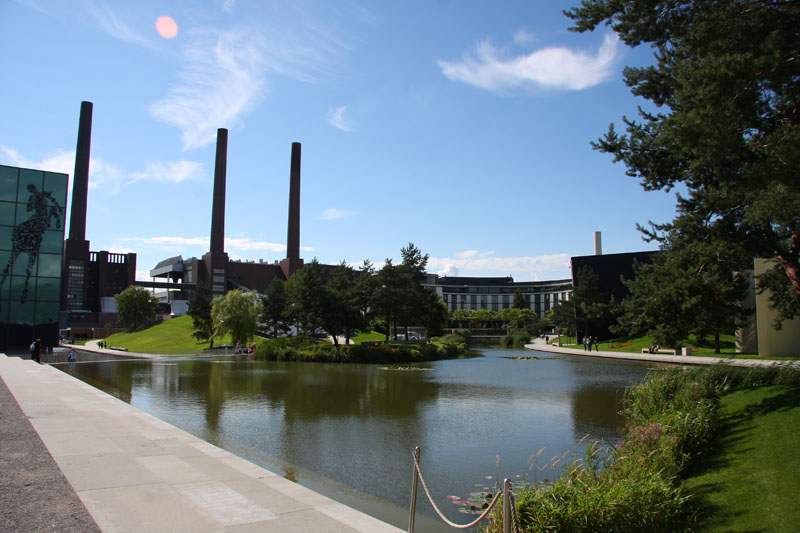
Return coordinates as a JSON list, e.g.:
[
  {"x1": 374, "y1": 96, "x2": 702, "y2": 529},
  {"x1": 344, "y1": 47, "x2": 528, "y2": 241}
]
[{"x1": 57, "y1": 348, "x2": 666, "y2": 532}]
